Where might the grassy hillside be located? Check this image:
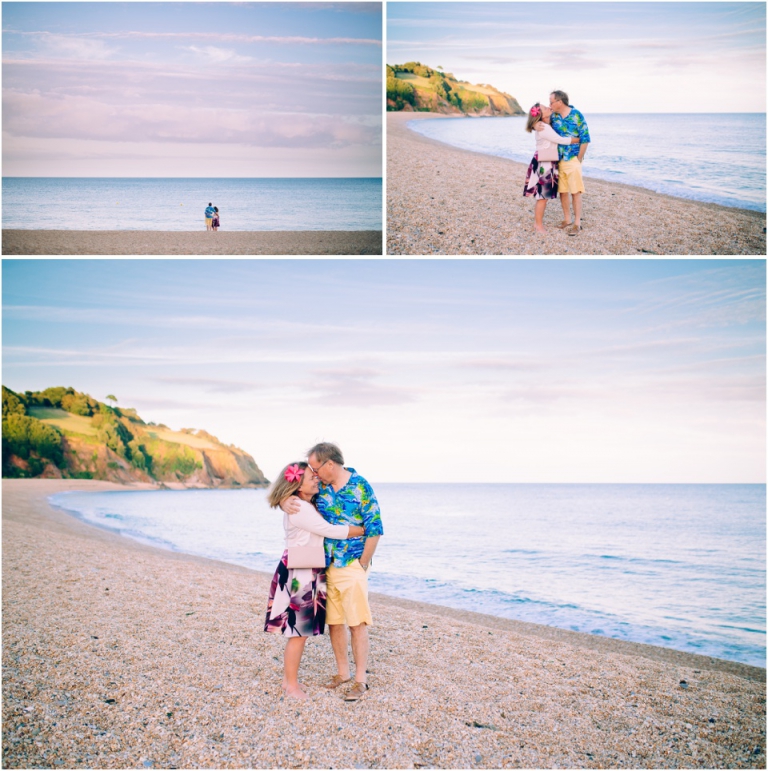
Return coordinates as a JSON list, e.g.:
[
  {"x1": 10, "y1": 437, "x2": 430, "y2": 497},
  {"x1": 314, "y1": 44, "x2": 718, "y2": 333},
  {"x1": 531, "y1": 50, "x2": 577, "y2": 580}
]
[
  {"x1": 387, "y1": 62, "x2": 524, "y2": 116},
  {"x1": 3, "y1": 386, "x2": 268, "y2": 487}
]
